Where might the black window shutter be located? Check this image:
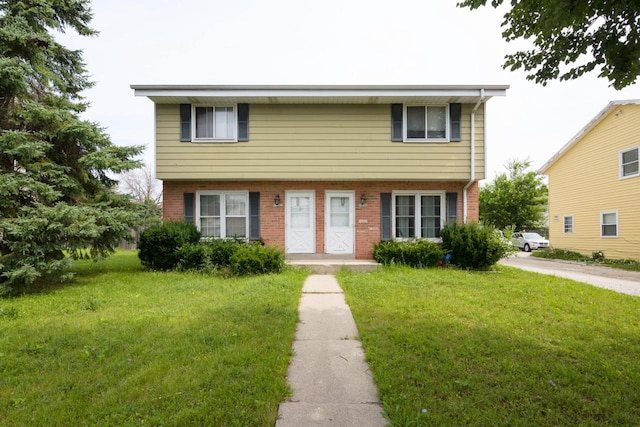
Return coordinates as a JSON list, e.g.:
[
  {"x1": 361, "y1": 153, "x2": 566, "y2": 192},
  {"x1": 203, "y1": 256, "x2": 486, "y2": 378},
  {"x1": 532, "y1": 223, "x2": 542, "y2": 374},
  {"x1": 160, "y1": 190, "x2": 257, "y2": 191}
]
[
  {"x1": 391, "y1": 104, "x2": 403, "y2": 142},
  {"x1": 446, "y1": 192, "x2": 458, "y2": 224},
  {"x1": 249, "y1": 192, "x2": 260, "y2": 240},
  {"x1": 450, "y1": 103, "x2": 461, "y2": 142},
  {"x1": 184, "y1": 193, "x2": 195, "y2": 224},
  {"x1": 238, "y1": 103, "x2": 249, "y2": 141},
  {"x1": 380, "y1": 193, "x2": 392, "y2": 241},
  {"x1": 180, "y1": 104, "x2": 191, "y2": 142}
]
